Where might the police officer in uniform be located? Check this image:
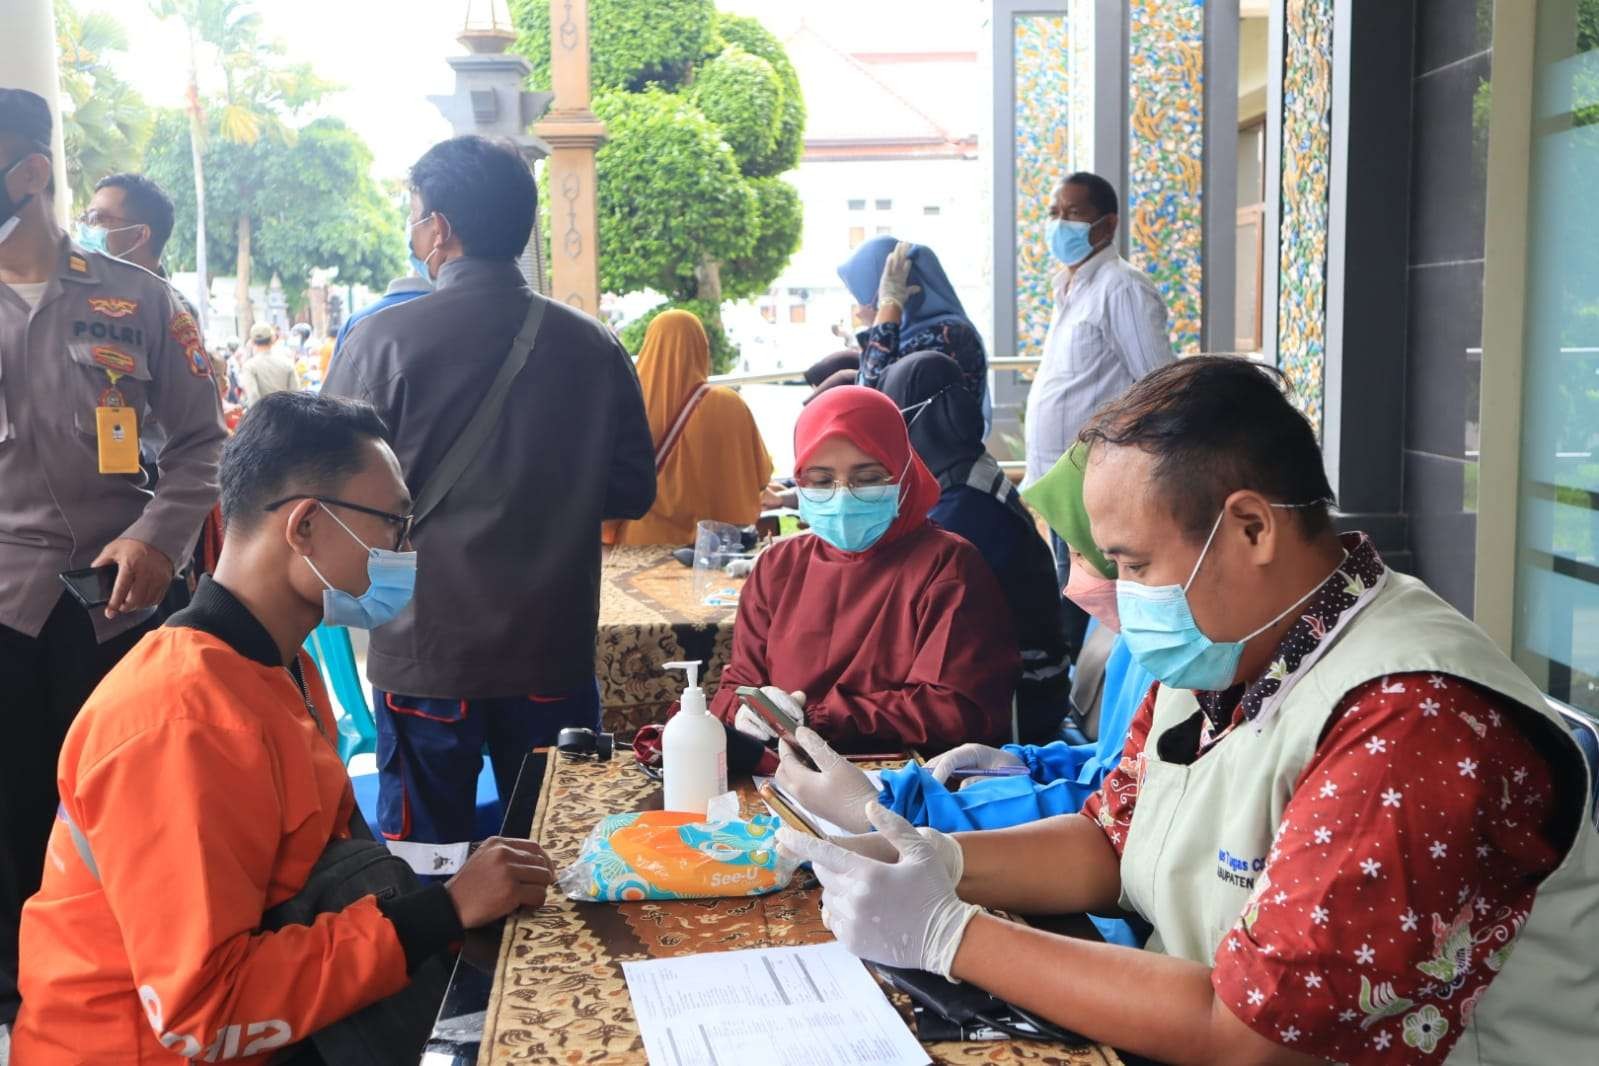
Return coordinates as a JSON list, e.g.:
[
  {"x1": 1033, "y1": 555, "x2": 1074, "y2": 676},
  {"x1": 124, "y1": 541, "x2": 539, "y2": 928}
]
[{"x1": 0, "y1": 89, "x2": 226, "y2": 1032}]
